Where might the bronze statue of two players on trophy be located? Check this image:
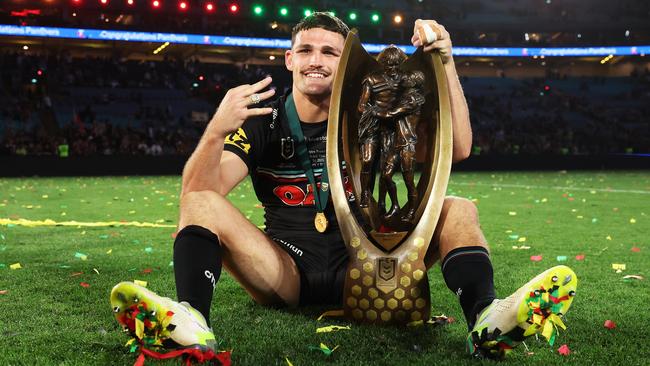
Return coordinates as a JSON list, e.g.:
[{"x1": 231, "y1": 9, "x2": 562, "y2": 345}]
[{"x1": 326, "y1": 29, "x2": 453, "y2": 324}]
